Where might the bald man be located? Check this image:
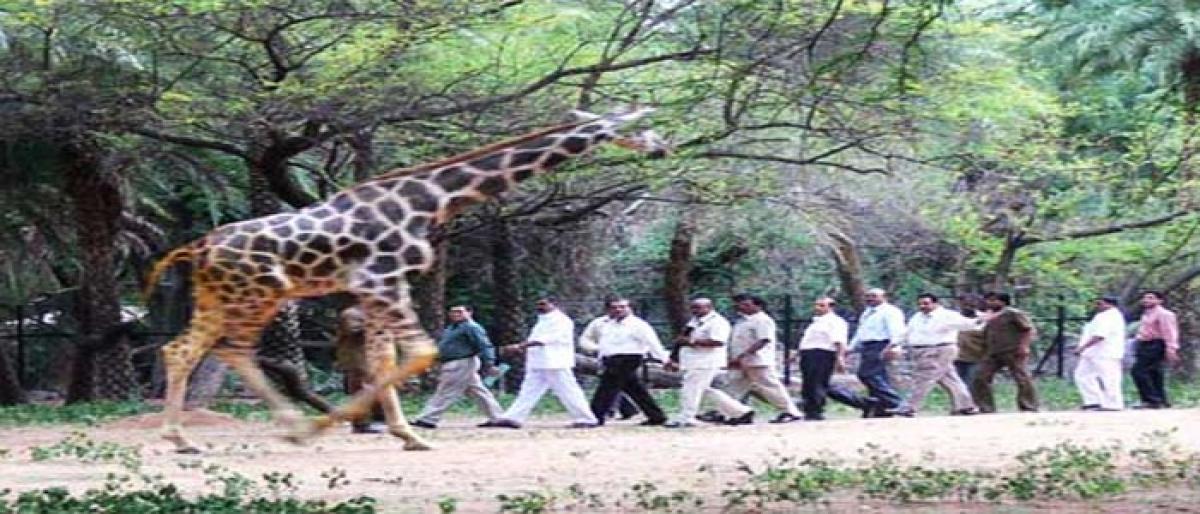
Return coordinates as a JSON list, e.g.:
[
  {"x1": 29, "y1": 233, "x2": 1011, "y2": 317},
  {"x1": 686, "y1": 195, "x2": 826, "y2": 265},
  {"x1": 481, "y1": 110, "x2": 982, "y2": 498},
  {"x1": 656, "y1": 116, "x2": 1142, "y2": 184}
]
[
  {"x1": 663, "y1": 299, "x2": 753, "y2": 428},
  {"x1": 849, "y1": 288, "x2": 907, "y2": 415}
]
